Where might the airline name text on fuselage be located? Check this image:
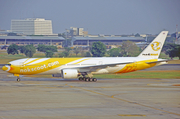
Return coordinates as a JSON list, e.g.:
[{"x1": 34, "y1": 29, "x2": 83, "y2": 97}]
[{"x1": 20, "y1": 61, "x2": 59, "y2": 72}]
